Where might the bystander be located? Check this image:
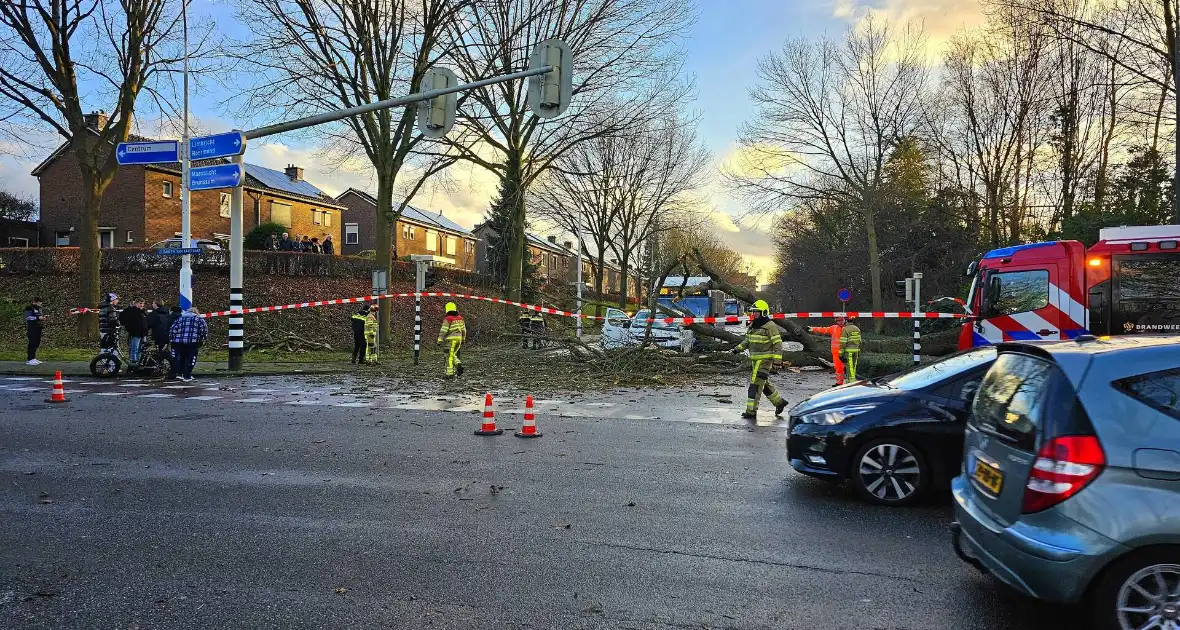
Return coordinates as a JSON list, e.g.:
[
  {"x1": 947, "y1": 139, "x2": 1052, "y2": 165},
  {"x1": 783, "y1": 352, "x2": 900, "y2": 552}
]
[{"x1": 24, "y1": 297, "x2": 45, "y2": 365}]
